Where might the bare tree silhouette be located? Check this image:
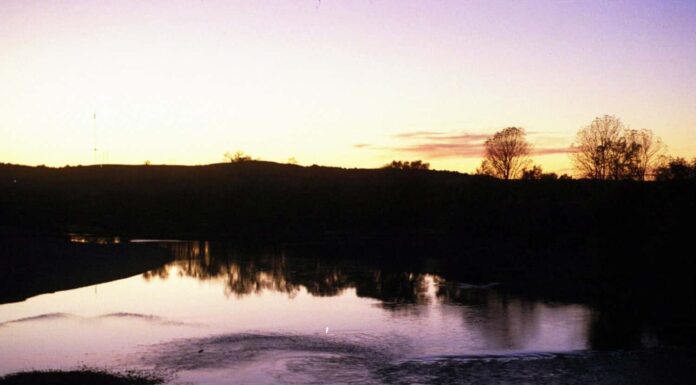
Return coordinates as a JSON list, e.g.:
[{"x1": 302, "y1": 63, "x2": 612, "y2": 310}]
[
  {"x1": 572, "y1": 116, "x2": 665, "y2": 180},
  {"x1": 477, "y1": 127, "x2": 531, "y2": 179},
  {"x1": 572, "y1": 115, "x2": 627, "y2": 180},
  {"x1": 628, "y1": 129, "x2": 666, "y2": 180}
]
